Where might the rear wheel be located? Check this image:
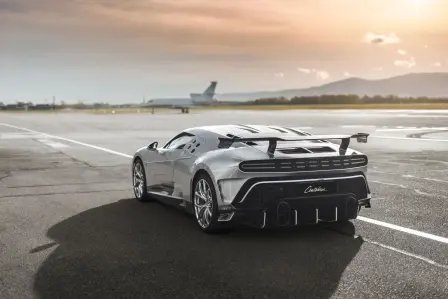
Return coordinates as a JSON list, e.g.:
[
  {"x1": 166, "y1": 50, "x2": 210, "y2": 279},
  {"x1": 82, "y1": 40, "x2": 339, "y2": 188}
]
[
  {"x1": 192, "y1": 173, "x2": 226, "y2": 233},
  {"x1": 133, "y1": 159, "x2": 152, "y2": 202}
]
